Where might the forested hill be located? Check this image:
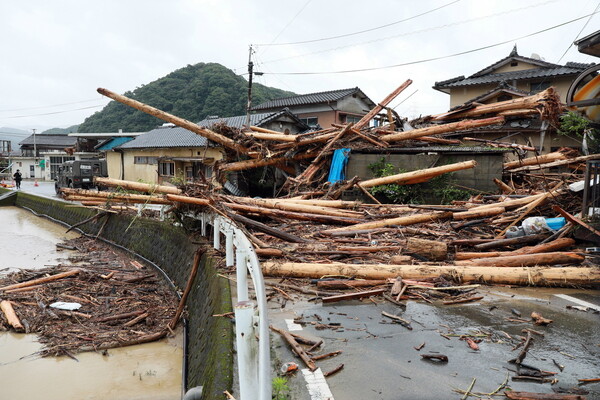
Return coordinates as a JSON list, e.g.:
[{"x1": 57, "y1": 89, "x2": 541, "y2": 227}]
[{"x1": 78, "y1": 63, "x2": 296, "y2": 133}]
